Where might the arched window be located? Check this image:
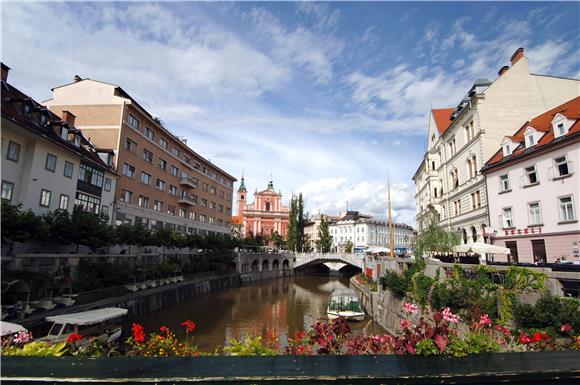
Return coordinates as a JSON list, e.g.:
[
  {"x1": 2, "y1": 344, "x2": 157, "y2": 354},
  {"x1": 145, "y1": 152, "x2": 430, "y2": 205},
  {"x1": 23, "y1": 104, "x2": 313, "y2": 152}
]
[
  {"x1": 462, "y1": 229, "x2": 468, "y2": 244},
  {"x1": 240, "y1": 194, "x2": 244, "y2": 200},
  {"x1": 471, "y1": 226, "x2": 477, "y2": 242},
  {"x1": 265, "y1": 202, "x2": 271, "y2": 211},
  {"x1": 451, "y1": 169, "x2": 459, "y2": 189}
]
